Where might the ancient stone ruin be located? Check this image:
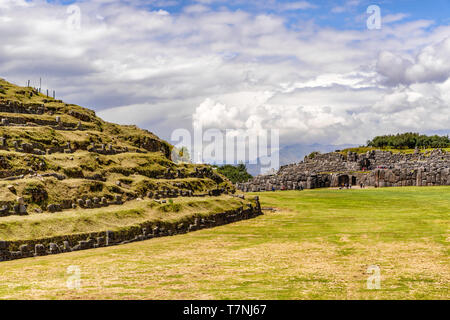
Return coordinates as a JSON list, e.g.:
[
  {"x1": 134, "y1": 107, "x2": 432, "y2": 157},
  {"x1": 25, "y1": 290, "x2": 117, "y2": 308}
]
[
  {"x1": 0, "y1": 198, "x2": 262, "y2": 262},
  {"x1": 237, "y1": 149, "x2": 450, "y2": 191},
  {"x1": 0, "y1": 78, "x2": 264, "y2": 262}
]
